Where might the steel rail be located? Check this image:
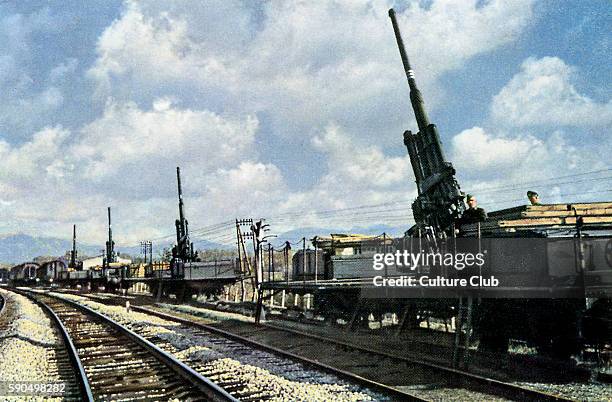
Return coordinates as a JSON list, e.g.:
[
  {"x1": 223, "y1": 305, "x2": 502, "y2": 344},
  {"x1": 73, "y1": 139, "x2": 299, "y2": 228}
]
[
  {"x1": 135, "y1": 304, "x2": 574, "y2": 402},
  {"x1": 0, "y1": 293, "x2": 5, "y2": 317},
  {"x1": 132, "y1": 305, "x2": 424, "y2": 401},
  {"x1": 53, "y1": 291, "x2": 424, "y2": 401},
  {"x1": 19, "y1": 289, "x2": 237, "y2": 402},
  {"x1": 258, "y1": 322, "x2": 573, "y2": 402},
  {"x1": 19, "y1": 291, "x2": 95, "y2": 402}
]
